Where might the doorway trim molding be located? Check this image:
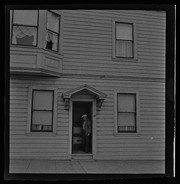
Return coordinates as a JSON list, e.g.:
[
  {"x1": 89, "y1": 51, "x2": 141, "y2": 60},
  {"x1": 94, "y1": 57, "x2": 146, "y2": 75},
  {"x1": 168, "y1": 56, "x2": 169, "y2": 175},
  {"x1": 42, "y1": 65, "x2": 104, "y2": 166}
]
[
  {"x1": 62, "y1": 84, "x2": 107, "y2": 110},
  {"x1": 68, "y1": 98, "x2": 96, "y2": 160}
]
